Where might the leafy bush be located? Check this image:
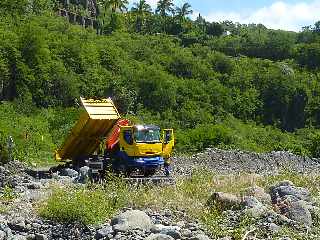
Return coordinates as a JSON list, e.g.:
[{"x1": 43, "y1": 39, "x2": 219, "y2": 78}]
[
  {"x1": 176, "y1": 124, "x2": 233, "y2": 152},
  {"x1": 39, "y1": 178, "x2": 130, "y2": 225}
]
